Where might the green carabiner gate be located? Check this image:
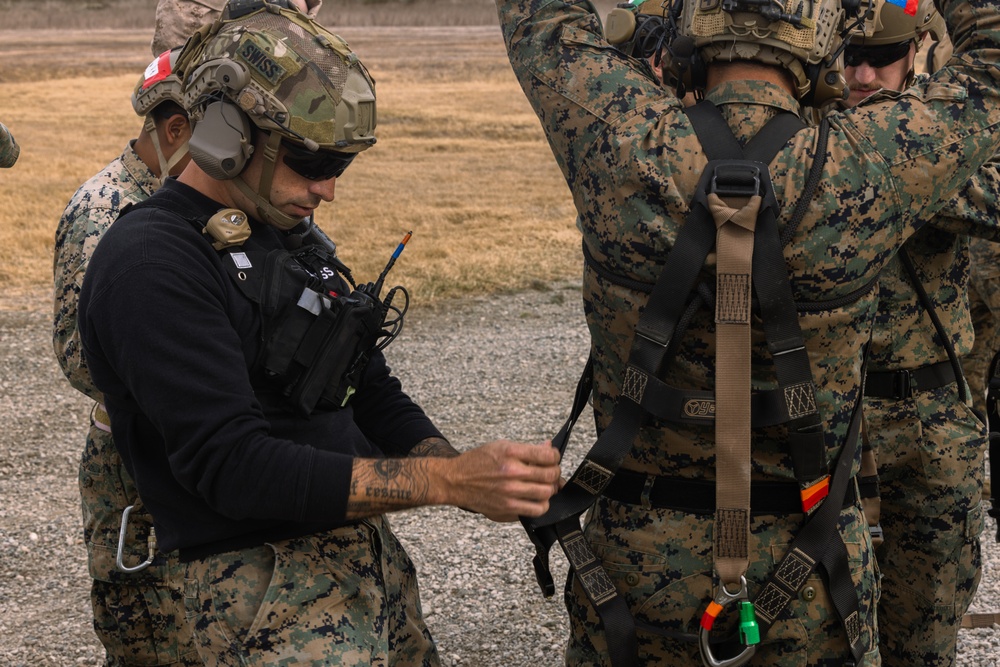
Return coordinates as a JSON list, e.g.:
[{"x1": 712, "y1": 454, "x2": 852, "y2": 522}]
[{"x1": 698, "y1": 575, "x2": 758, "y2": 667}]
